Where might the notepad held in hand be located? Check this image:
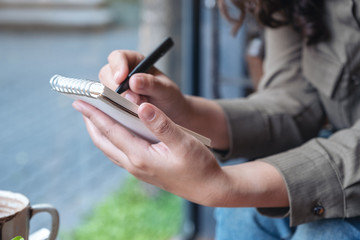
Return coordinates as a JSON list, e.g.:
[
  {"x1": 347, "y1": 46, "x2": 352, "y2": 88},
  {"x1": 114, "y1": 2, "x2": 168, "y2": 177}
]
[{"x1": 50, "y1": 75, "x2": 211, "y2": 147}]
